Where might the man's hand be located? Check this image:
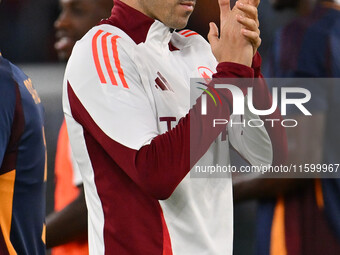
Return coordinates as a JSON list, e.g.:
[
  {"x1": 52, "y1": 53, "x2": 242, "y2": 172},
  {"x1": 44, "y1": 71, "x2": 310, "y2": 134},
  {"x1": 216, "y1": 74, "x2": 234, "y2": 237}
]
[
  {"x1": 208, "y1": 0, "x2": 261, "y2": 66},
  {"x1": 236, "y1": 0, "x2": 261, "y2": 56}
]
